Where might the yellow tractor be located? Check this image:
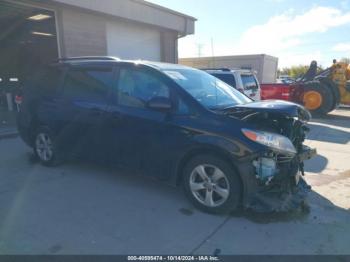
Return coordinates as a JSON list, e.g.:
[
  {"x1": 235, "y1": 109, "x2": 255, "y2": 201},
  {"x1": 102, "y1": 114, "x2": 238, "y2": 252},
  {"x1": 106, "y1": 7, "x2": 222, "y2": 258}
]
[
  {"x1": 261, "y1": 60, "x2": 350, "y2": 115},
  {"x1": 330, "y1": 61, "x2": 350, "y2": 105},
  {"x1": 300, "y1": 60, "x2": 350, "y2": 115}
]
